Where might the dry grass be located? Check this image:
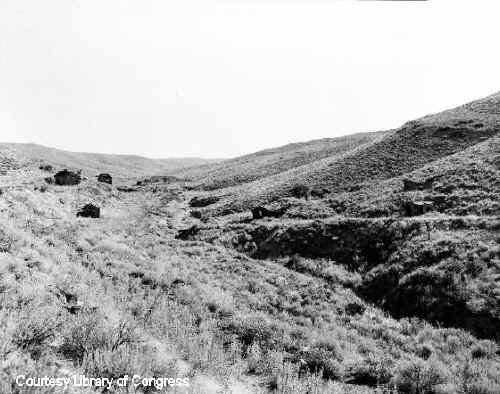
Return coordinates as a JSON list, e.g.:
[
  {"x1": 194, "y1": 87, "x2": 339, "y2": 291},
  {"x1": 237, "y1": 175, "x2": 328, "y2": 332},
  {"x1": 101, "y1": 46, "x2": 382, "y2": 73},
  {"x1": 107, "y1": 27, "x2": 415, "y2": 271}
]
[
  {"x1": 2, "y1": 91, "x2": 500, "y2": 392},
  {"x1": 175, "y1": 92, "x2": 500, "y2": 215},
  {"x1": 173, "y1": 132, "x2": 387, "y2": 191},
  {"x1": 0, "y1": 165, "x2": 499, "y2": 393},
  {"x1": 0, "y1": 143, "x2": 217, "y2": 180}
]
